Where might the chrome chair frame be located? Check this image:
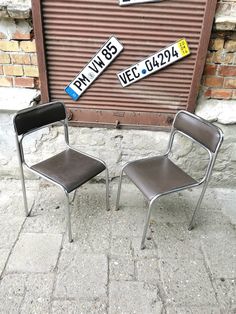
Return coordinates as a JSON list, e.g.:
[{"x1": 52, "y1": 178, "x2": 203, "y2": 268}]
[
  {"x1": 14, "y1": 103, "x2": 110, "y2": 243},
  {"x1": 116, "y1": 110, "x2": 223, "y2": 249}
]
